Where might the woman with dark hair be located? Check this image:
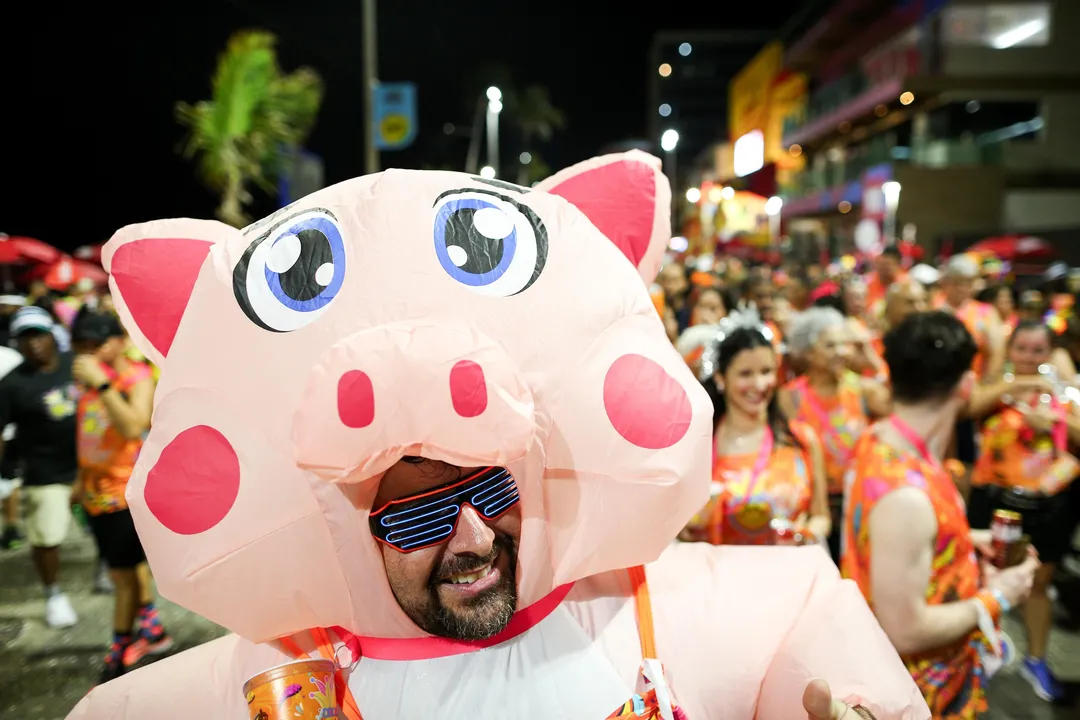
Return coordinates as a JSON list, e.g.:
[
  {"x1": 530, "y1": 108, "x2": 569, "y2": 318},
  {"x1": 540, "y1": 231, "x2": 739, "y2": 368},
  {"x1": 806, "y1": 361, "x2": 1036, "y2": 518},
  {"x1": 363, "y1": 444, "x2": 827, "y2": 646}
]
[
  {"x1": 967, "y1": 319, "x2": 1080, "y2": 702},
  {"x1": 978, "y1": 284, "x2": 1017, "y2": 336},
  {"x1": 680, "y1": 321, "x2": 831, "y2": 546}
]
